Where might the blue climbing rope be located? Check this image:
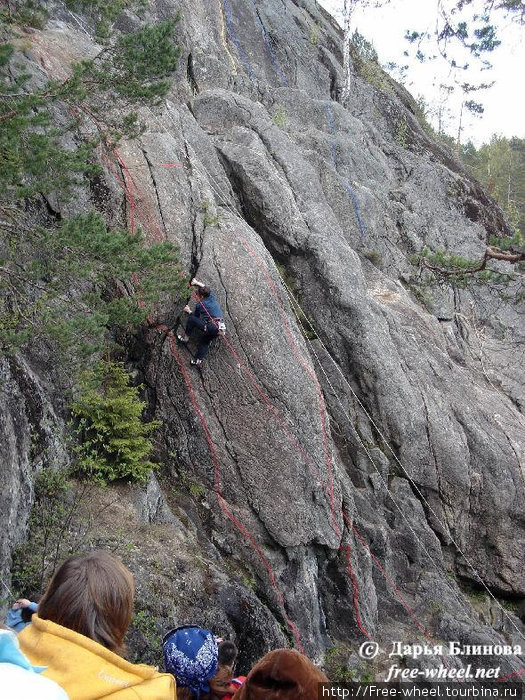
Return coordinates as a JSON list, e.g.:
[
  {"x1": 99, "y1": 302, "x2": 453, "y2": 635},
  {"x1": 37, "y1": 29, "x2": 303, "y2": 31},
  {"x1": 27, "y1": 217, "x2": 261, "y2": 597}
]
[
  {"x1": 325, "y1": 100, "x2": 367, "y2": 238},
  {"x1": 252, "y1": 0, "x2": 289, "y2": 86},
  {"x1": 223, "y1": 0, "x2": 256, "y2": 83}
]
